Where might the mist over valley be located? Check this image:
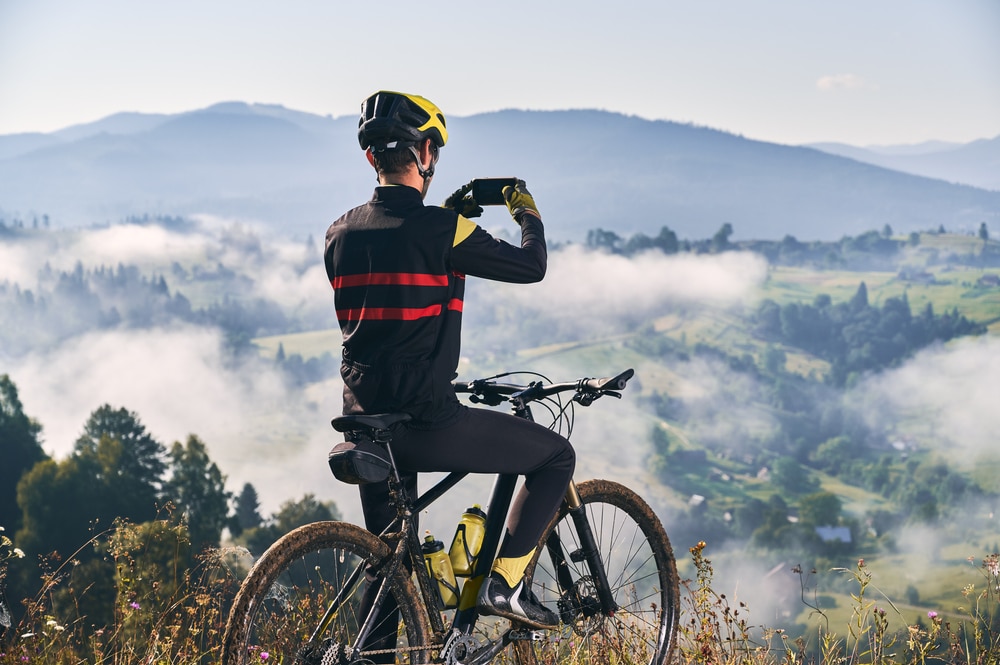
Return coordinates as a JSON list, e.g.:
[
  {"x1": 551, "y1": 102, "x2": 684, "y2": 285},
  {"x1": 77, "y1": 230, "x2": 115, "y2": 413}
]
[{"x1": 2, "y1": 106, "x2": 1000, "y2": 642}]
